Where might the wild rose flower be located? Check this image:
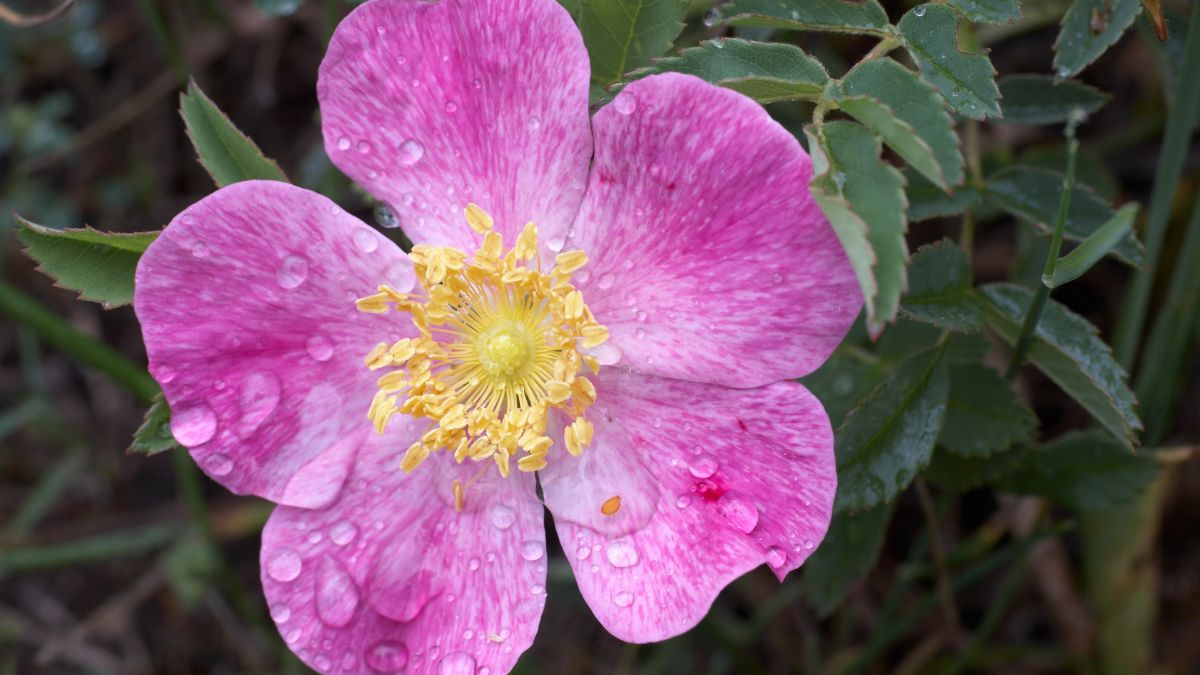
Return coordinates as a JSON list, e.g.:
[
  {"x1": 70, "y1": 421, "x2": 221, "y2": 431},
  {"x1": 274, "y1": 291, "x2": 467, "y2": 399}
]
[{"x1": 133, "y1": 0, "x2": 860, "y2": 671}]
